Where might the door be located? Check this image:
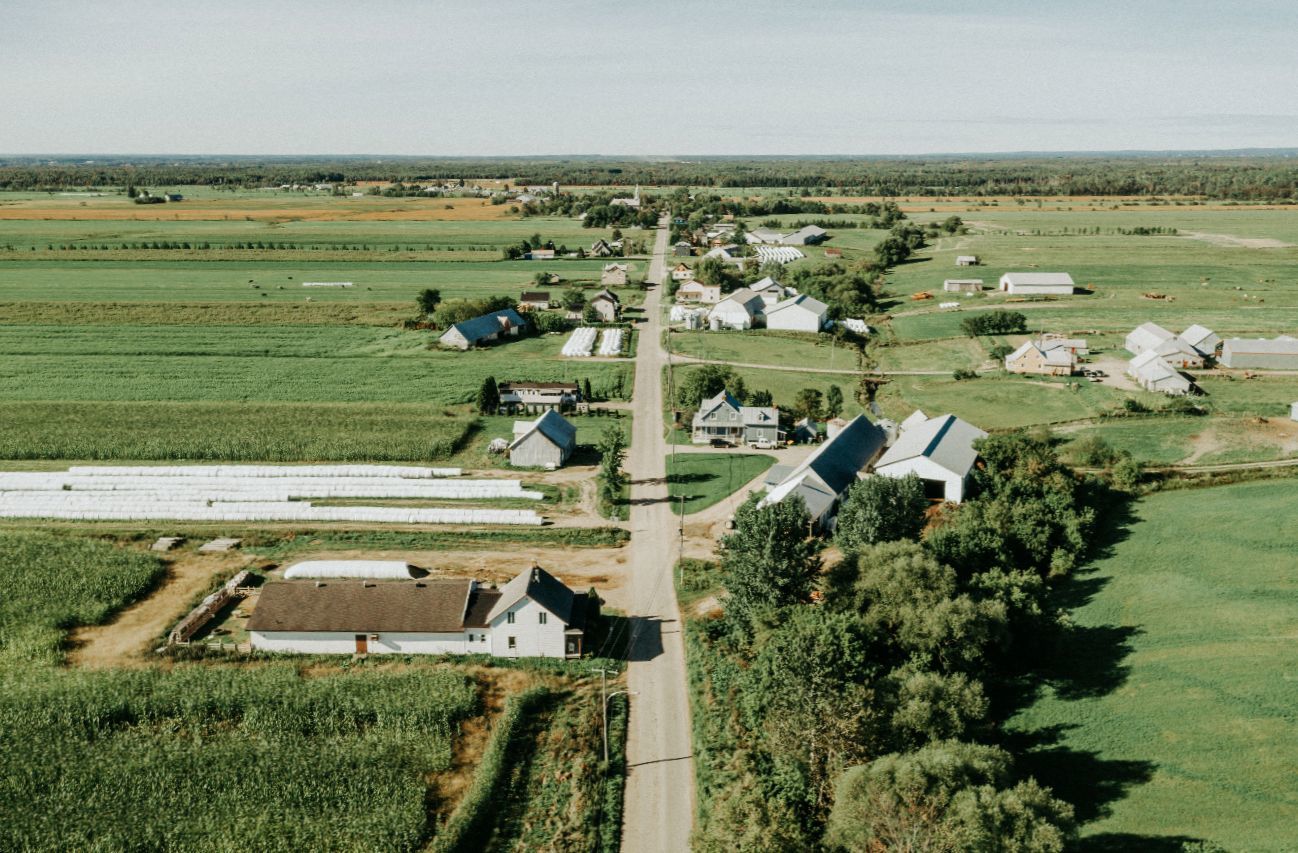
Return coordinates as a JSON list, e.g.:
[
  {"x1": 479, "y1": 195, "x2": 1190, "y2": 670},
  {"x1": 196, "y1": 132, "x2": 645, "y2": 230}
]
[{"x1": 354, "y1": 634, "x2": 368, "y2": 654}]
